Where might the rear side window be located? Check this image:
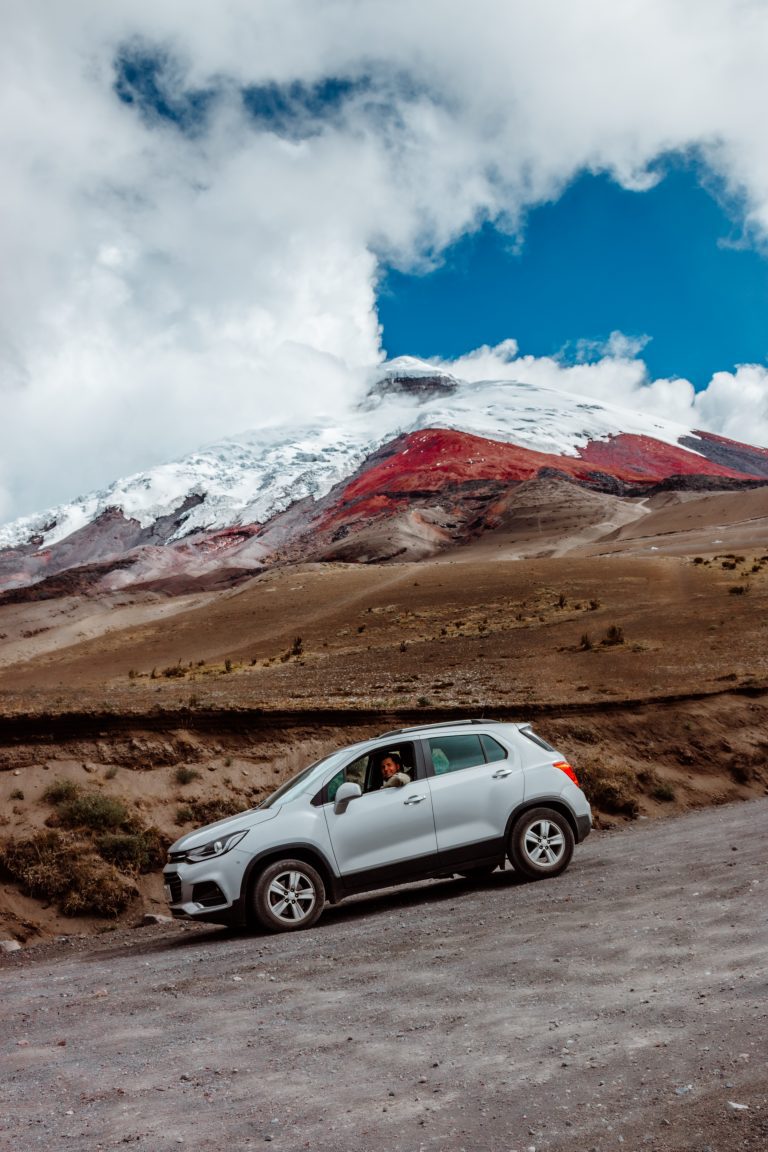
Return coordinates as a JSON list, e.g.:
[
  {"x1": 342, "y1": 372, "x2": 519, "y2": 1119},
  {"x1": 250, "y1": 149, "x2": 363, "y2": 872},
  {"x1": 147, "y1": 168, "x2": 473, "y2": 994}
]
[
  {"x1": 428, "y1": 734, "x2": 485, "y2": 774},
  {"x1": 519, "y1": 726, "x2": 557, "y2": 753},
  {"x1": 480, "y1": 734, "x2": 507, "y2": 762}
]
